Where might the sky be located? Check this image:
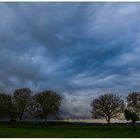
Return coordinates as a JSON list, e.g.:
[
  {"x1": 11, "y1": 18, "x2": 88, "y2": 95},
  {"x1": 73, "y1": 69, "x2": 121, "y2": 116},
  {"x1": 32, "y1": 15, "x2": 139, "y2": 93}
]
[{"x1": 0, "y1": 2, "x2": 140, "y2": 118}]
